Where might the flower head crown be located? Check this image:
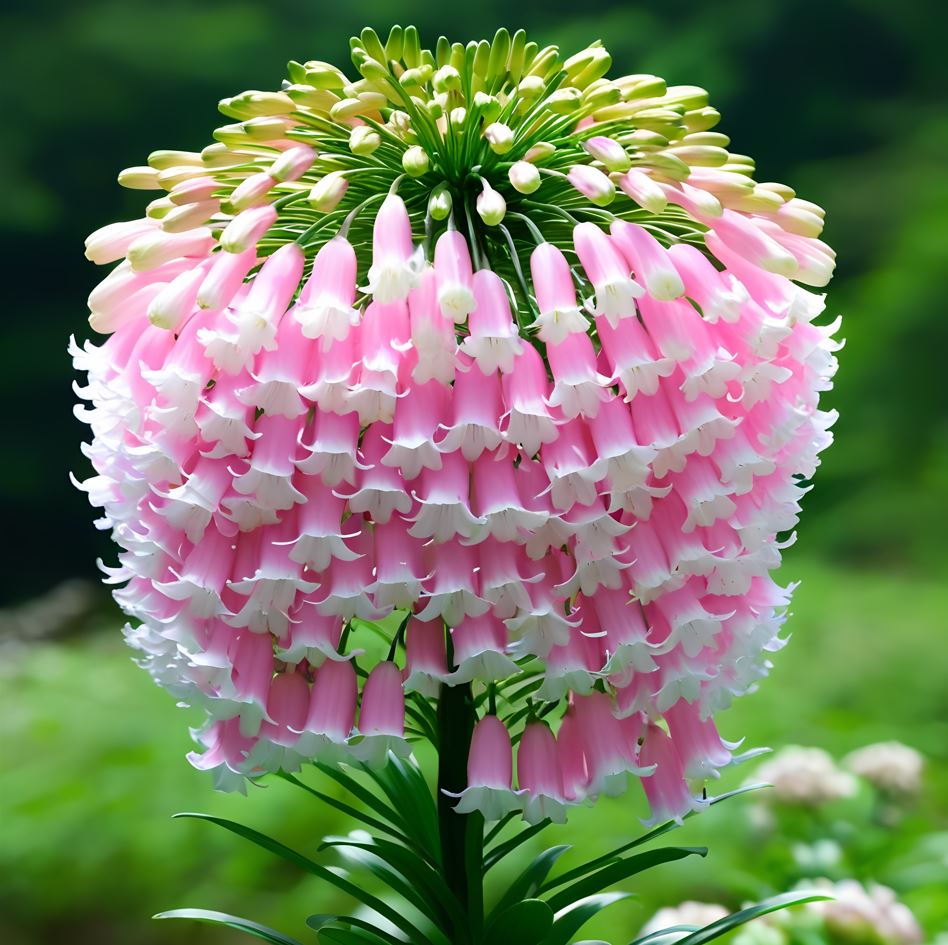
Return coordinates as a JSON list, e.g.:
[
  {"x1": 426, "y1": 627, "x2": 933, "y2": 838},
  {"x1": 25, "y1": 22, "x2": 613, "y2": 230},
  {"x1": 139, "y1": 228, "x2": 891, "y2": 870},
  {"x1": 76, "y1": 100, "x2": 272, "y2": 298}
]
[{"x1": 76, "y1": 27, "x2": 839, "y2": 826}]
